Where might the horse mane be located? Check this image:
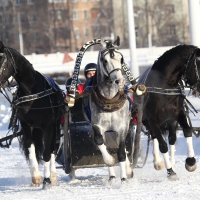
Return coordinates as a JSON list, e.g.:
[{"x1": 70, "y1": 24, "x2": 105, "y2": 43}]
[
  {"x1": 152, "y1": 44, "x2": 197, "y2": 71},
  {"x1": 6, "y1": 46, "x2": 35, "y2": 71}
]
